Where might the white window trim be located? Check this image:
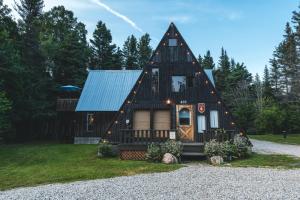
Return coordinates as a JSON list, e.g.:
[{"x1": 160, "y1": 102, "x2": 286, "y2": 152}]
[{"x1": 197, "y1": 115, "x2": 206, "y2": 133}]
